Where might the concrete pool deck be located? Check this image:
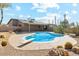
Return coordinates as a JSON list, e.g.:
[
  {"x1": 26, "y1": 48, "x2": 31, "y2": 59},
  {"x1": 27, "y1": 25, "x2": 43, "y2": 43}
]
[{"x1": 9, "y1": 32, "x2": 77, "y2": 50}]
